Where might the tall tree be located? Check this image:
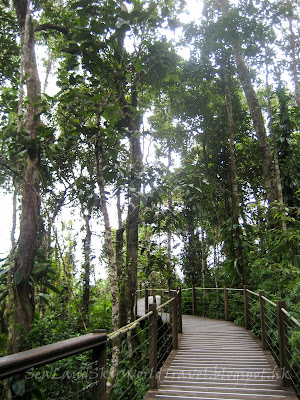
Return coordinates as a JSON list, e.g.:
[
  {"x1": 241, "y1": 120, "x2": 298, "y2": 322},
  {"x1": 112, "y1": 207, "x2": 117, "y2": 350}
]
[
  {"x1": 213, "y1": 0, "x2": 278, "y2": 207},
  {"x1": 6, "y1": 0, "x2": 42, "y2": 354},
  {"x1": 222, "y1": 55, "x2": 244, "y2": 284}
]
